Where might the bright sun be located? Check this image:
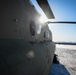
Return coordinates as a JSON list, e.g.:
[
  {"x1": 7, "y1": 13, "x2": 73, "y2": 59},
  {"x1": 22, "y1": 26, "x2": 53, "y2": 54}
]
[{"x1": 39, "y1": 15, "x2": 48, "y2": 23}]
